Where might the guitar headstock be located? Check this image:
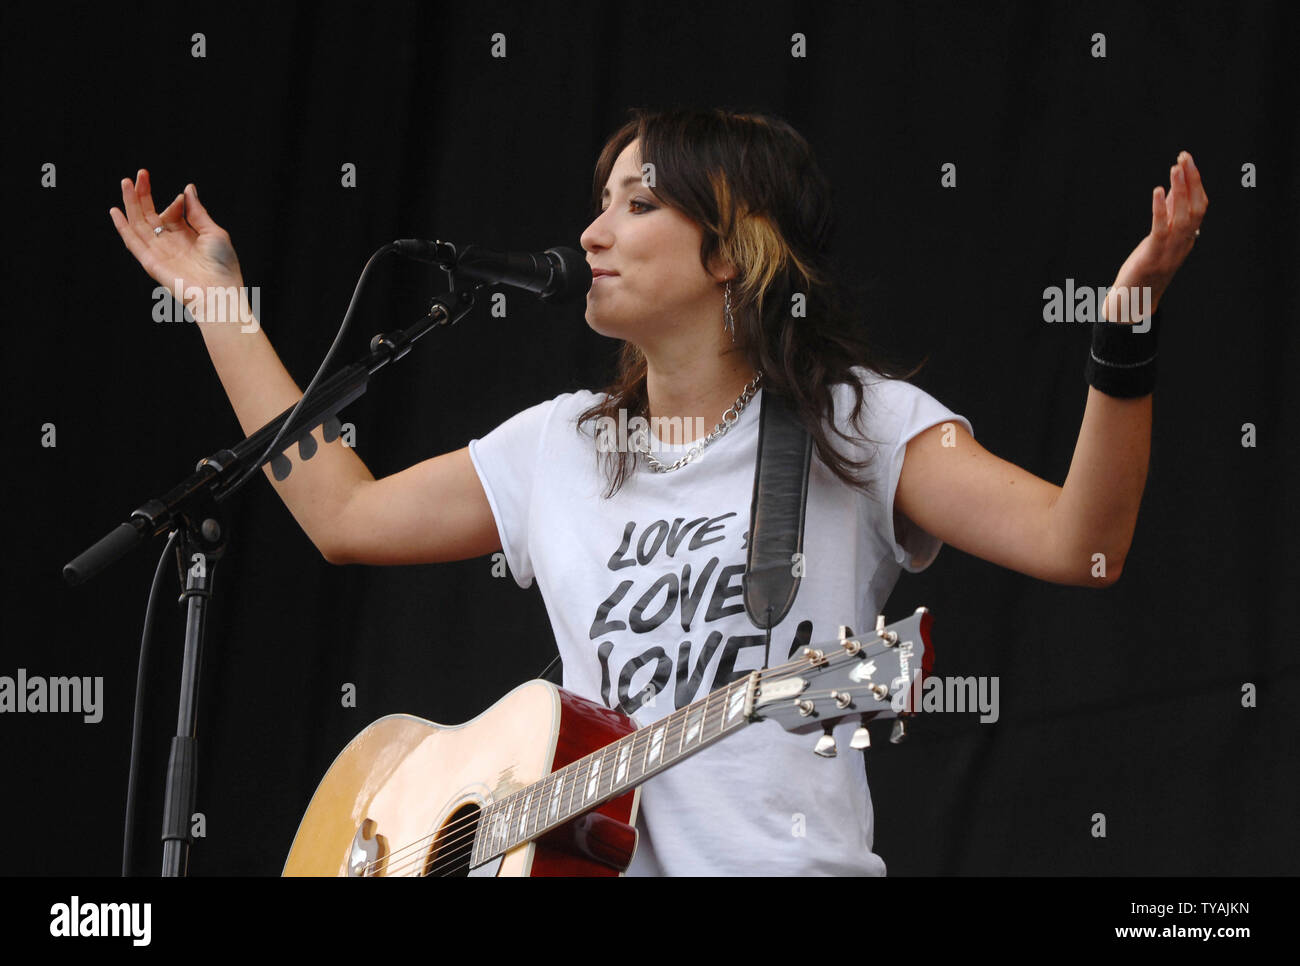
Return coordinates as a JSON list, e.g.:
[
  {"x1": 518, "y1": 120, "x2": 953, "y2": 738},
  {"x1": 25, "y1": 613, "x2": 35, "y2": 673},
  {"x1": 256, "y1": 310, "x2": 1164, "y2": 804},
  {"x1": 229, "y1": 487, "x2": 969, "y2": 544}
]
[{"x1": 750, "y1": 606, "x2": 934, "y2": 755}]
